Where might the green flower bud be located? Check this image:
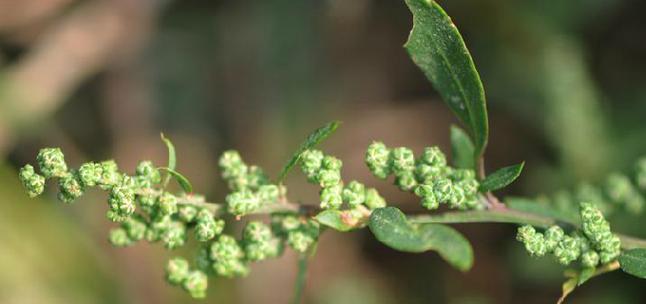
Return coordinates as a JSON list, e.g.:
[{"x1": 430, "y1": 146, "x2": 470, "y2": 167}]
[
  {"x1": 420, "y1": 146, "x2": 447, "y2": 167},
  {"x1": 219, "y1": 150, "x2": 249, "y2": 191},
  {"x1": 145, "y1": 214, "x2": 172, "y2": 242},
  {"x1": 137, "y1": 193, "x2": 157, "y2": 208},
  {"x1": 598, "y1": 235, "x2": 621, "y2": 264},
  {"x1": 243, "y1": 221, "x2": 272, "y2": 243},
  {"x1": 178, "y1": 205, "x2": 198, "y2": 223},
  {"x1": 322, "y1": 155, "x2": 342, "y2": 171},
  {"x1": 182, "y1": 270, "x2": 208, "y2": 299},
  {"x1": 395, "y1": 171, "x2": 417, "y2": 192},
  {"x1": 226, "y1": 190, "x2": 260, "y2": 216},
  {"x1": 433, "y1": 178, "x2": 453, "y2": 203},
  {"x1": 320, "y1": 184, "x2": 343, "y2": 209},
  {"x1": 415, "y1": 164, "x2": 442, "y2": 184},
  {"x1": 390, "y1": 147, "x2": 415, "y2": 173},
  {"x1": 78, "y1": 162, "x2": 102, "y2": 187},
  {"x1": 553, "y1": 235, "x2": 581, "y2": 265},
  {"x1": 109, "y1": 227, "x2": 133, "y2": 247},
  {"x1": 317, "y1": 169, "x2": 341, "y2": 188},
  {"x1": 58, "y1": 171, "x2": 85, "y2": 203},
  {"x1": 157, "y1": 192, "x2": 178, "y2": 216},
  {"x1": 195, "y1": 208, "x2": 214, "y2": 223},
  {"x1": 414, "y1": 184, "x2": 433, "y2": 198},
  {"x1": 19, "y1": 164, "x2": 45, "y2": 198},
  {"x1": 162, "y1": 221, "x2": 187, "y2": 249},
  {"x1": 364, "y1": 188, "x2": 386, "y2": 210},
  {"x1": 135, "y1": 161, "x2": 161, "y2": 188},
  {"x1": 580, "y1": 202, "x2": 616, "y2": 249},
  {"x1": 195, "y1": 218, "x2": 225, "y2": 242},
  {"x1": 581, "y1": 250, "x2": 600, "y2": 268},
  {"x1": 516, "y1": 225, "x2": 547, "y2": 257},
  {"x1": 342, "y1": 181, "x2": 366, "y2": 207},
  {"x1": 107, "y1": 185, "x2": 136, "y2": 219},
  {"x1": 457, "y1": 179, "x2": 479, "y2": 198},
  {"x1": 450, "y1": 169, "x2": 475, "y2": 181},
  {"x1": 212, "y1": 258, "x2": 249, "y2": 278},
  {"x1": 166, "y1": 257, "x2": 190, "y2": 285},
  {"x1": 37, "y1": 147, "x2": 68, "y2": 178},
  {"x1": 300, "y1": 149, "x2": 325, "y2": 181},
  {"x1": 247, "y1": 165, "x2": 269, "y2": 189},
  {"x1": 210, "y1": 235, "x2": 248, "y2": 277},
  {"x1": 365, "y1": 141, "x2": 391, "y2": 179},
  {"x1": 544, "y1": 225, "x2": 565, "y2": 252},
  {"x1": 98, "y1": 160, "x2": 121, "y2": 190},
  {"x1": 421, "y1": 194, "x2": 440, "y2": 210},
  {"x1": 123, "y1": 216, "x2": 147, "y2": 241},
  {"x1": 287, "y1": 231, "x2": 316, "y2": 253},
  {"x1": 258, "y1": 184, "x2": 280, "y2": 202}
]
